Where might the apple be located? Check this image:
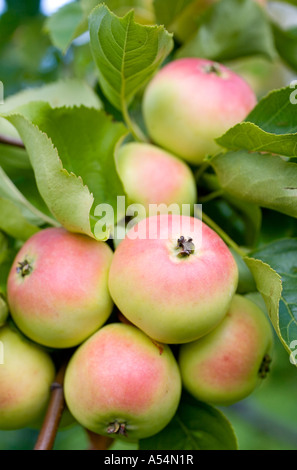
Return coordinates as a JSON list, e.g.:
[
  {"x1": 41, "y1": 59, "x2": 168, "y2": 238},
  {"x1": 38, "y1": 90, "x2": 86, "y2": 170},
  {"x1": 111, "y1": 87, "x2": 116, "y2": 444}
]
[
  {"x1": 7, "y1": 228, "x2": 114, "y2": 349},
  {"x1": 0, "y1": 324, "x2": 55, "y2": 430},
  {"x1": 142, "y1": 58, "x2": 257, "y2": 164},
  {"x1": 116, "y1": 142, "x2": 197, "y2": 216},
  {"x1": 64, "y1": 323, "x2": 182, "y2": 440},
  {"x1": 108, "y1": 214, "x2": 238, "y2": 344},
  {"x1": 179, "y1": 294, "x2": 274, "y2": 406}
]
